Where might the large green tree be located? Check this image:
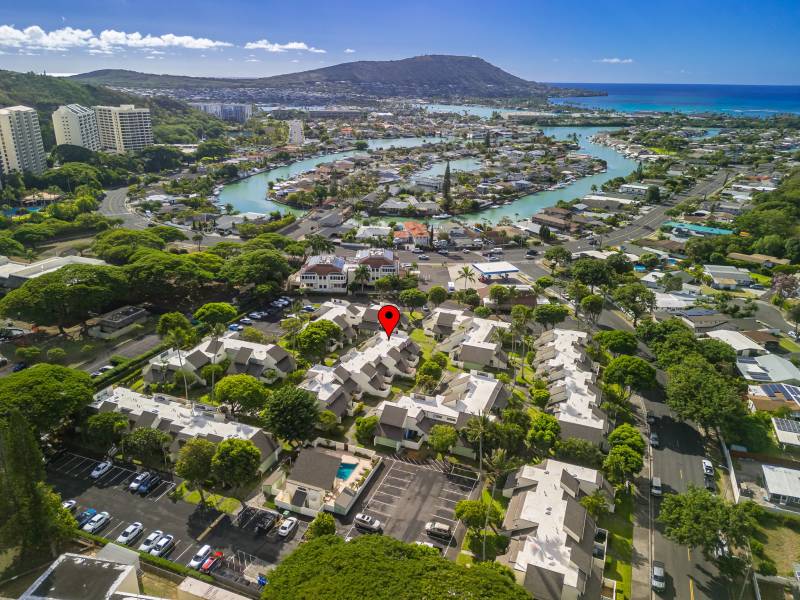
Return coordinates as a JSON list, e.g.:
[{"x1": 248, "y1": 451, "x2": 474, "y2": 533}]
[
  {"x1": 86, "y1": 412, "x2": 128, "y2": 450},
  {"x1": 92, "y1": 228, "x2": 166, "y2": 264},
  {"x1": 123, "y1": 427, "x2": 171, "y2": 466},
  {"x1": 194, "y1": 302, "x2": 238, "y2": 326},
  {"x1": 211, "y1": 438, "x2": 261, "y2": 499},
  {"x1": 175, "y1": 438, "x2": 217, "y2": 504},
  {"x1": 613, "y1": 283, "x2": 656, "y2": 327},
  {"x1": 262, "y1": 387, "x2": 320, "y2": 446},
  {"x1": 527, "y1": 412, "x2": 560, "y2": 457},
  {"x1": 0, "y1": 364, "x2": 94, "y2": 434},
  {"x1": 214, "y1": 374, "x2": 269, "y2": 417},
  {"x1": 261, "y1": 535, "x2": 529, "y2": 600},
  {"x1": 295, "y1": 320, "x2": 342, "y2": 361},
  {"x1": 604, "y1": 355, "x2": 656, "y2": 398}
]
